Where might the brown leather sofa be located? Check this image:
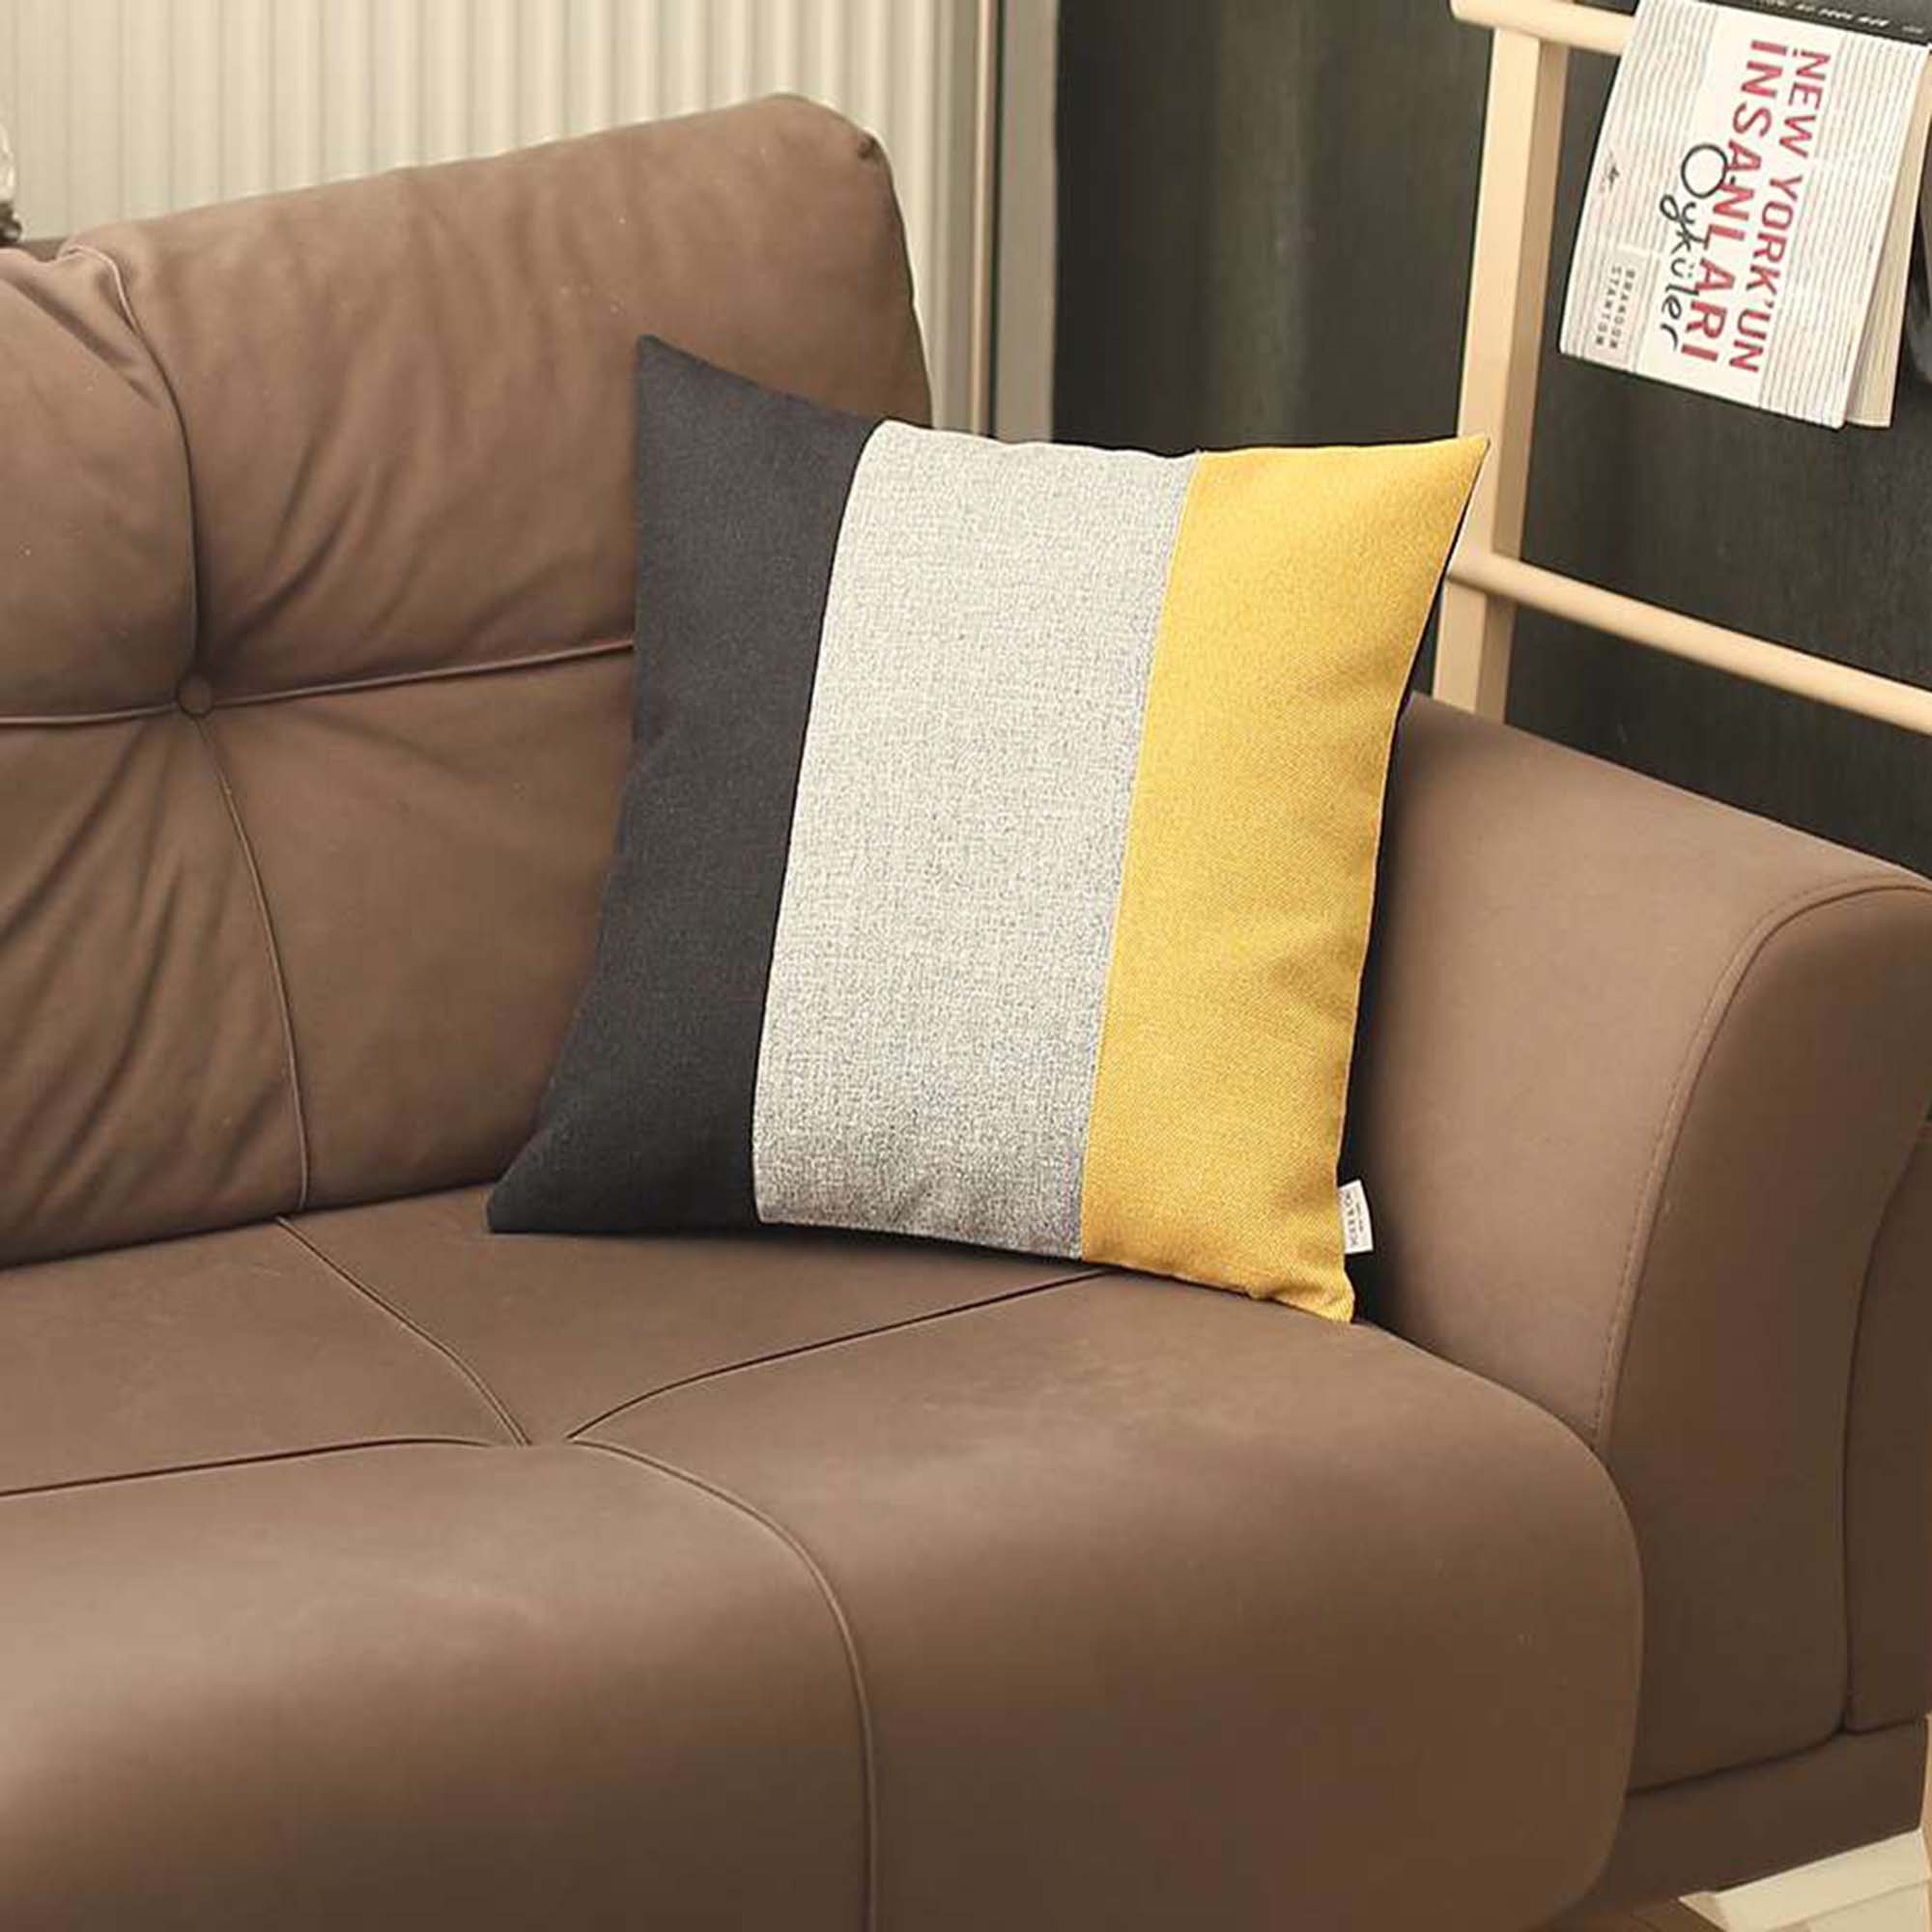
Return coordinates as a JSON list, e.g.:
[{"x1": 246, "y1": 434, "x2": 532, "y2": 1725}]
[{"x1": 3, "y1": 99, "x2": 1930, "y2": 1932}]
